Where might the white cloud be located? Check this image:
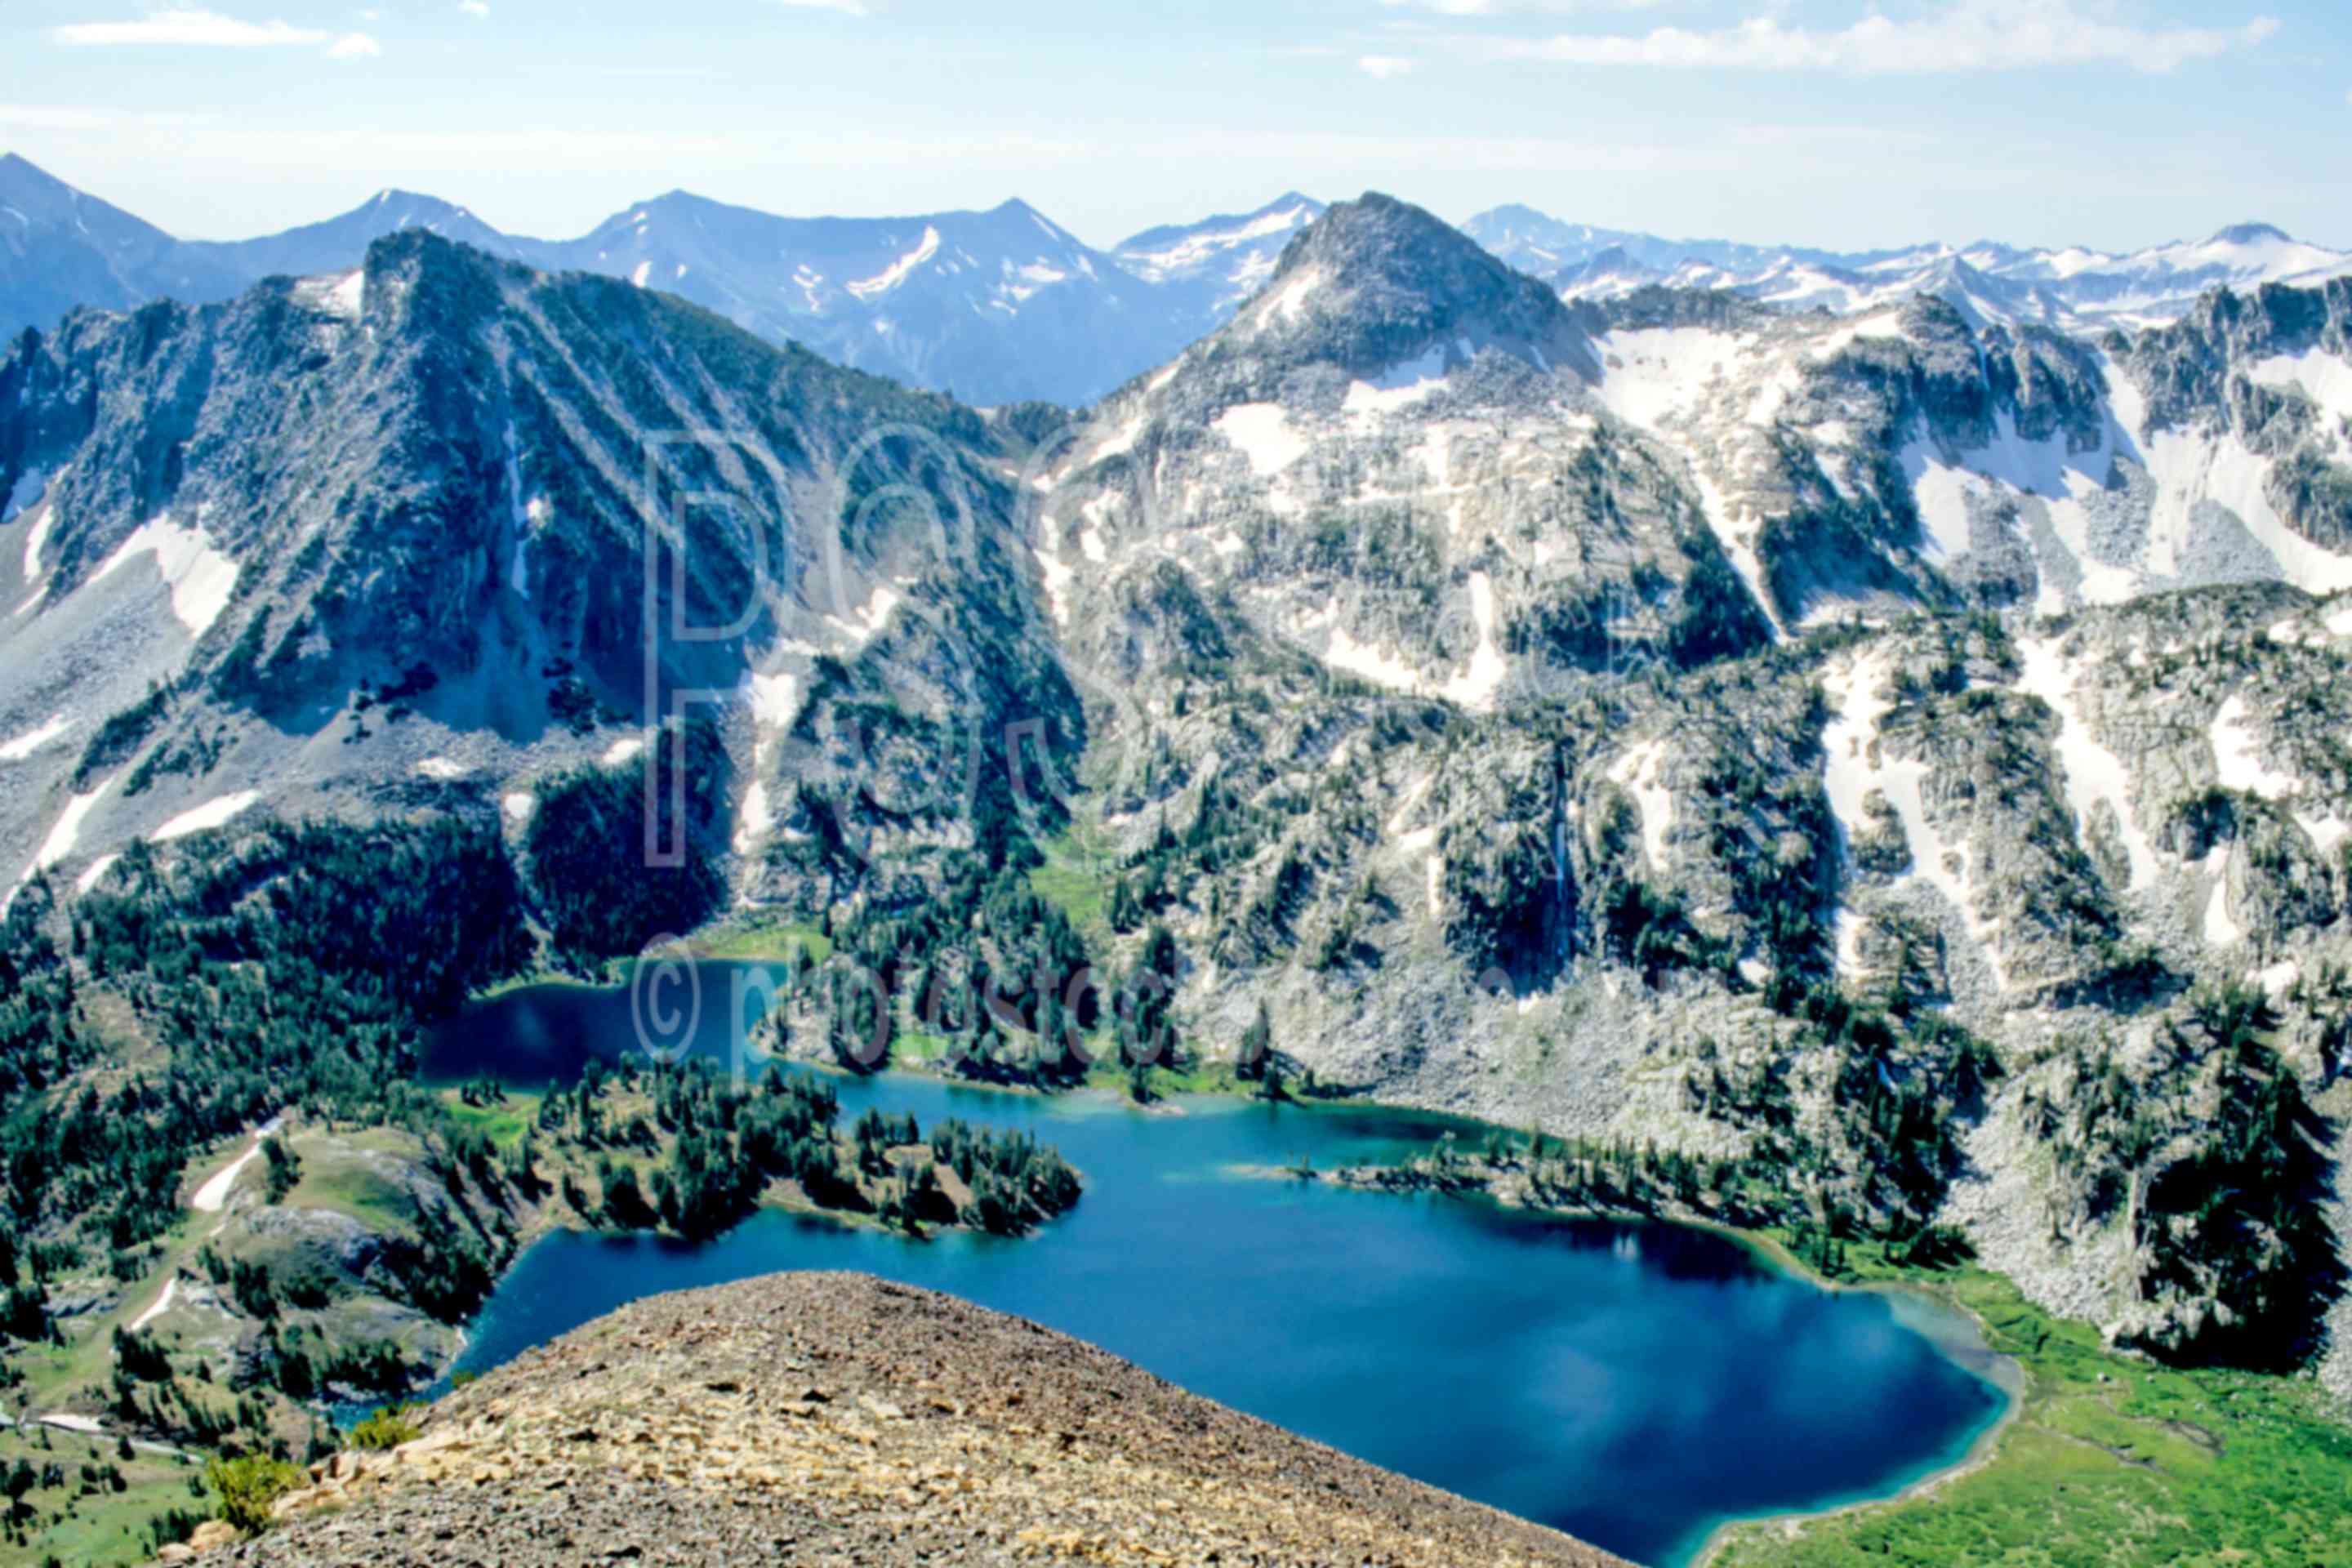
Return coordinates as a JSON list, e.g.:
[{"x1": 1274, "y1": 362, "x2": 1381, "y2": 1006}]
[
  {"x1": 1359, "y1": 54, "x2": 1417, "y2": 78},
  {"x1": 1499, "y1": 2, "x2": 2281, "y2": 74},
  {"x1": 460, "y1": 0, "x2": 489, "y2": 16},
  {"x1": 50, "y1": 8, "x2": 387, "y2": 56},
  {"x1": 769, "y1": 0, "x2": 869, "y2": 14},
  {"x1": 51, "y1": 10, "x2": 331, "y2": 47}
]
